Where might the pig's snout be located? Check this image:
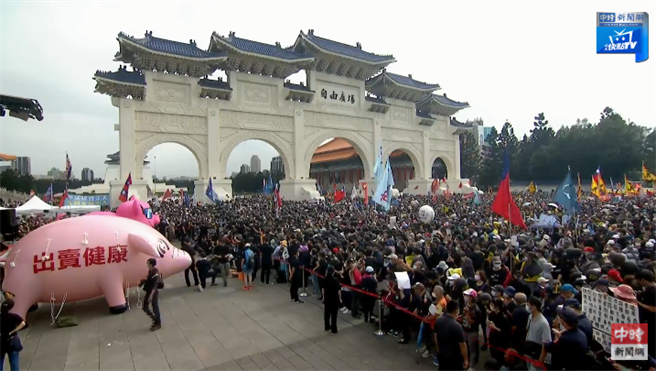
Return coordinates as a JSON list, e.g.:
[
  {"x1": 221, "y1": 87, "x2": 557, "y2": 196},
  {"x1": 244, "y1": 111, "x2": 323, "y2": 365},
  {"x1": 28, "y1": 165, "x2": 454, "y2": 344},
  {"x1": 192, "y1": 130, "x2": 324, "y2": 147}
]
[{"x1": 167, "y1": 247, "x2": 192, "y2": 273}]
